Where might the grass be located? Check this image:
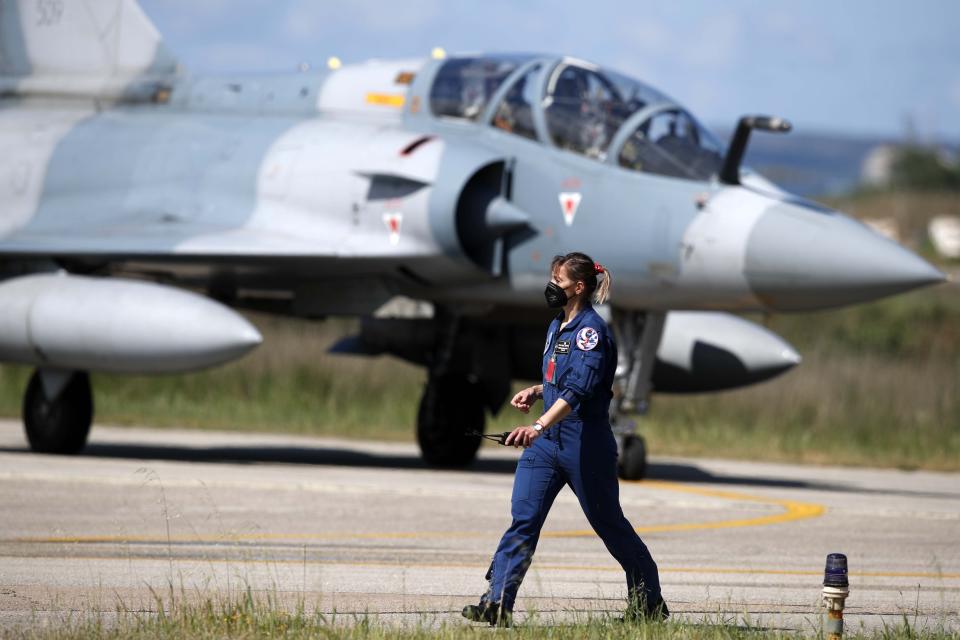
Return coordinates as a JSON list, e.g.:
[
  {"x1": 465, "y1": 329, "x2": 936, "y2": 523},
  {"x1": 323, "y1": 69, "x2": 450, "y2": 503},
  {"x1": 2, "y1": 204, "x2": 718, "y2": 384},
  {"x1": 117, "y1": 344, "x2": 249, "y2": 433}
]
[
  {"x1": 0, "y1": 191, "x2": 956, "y2": 470},
  {"x1": 641, "y1": 286, "x2": 960, "y2": 470},
  {"x1": 0, "y1": 285, "x2": 956, "y2": 470},
  {"x1": 2, "y1": 589, "x2": 955, "y2": 640},
  {"x1": 0, "y1": 317, "x2": 426, "y2": 442}
]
